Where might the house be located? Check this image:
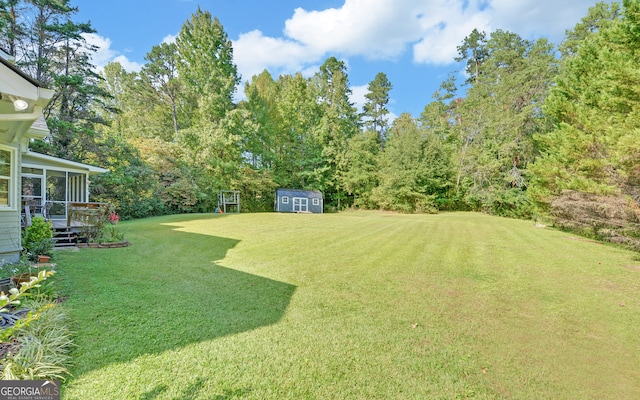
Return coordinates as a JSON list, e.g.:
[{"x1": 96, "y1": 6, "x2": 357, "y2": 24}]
[
  {"x1": 0, "y1": 50, "x2": 107, "y2": 263},
  {"x1": 274, "y1": 188, "x2": 323, "y2": 214}
]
